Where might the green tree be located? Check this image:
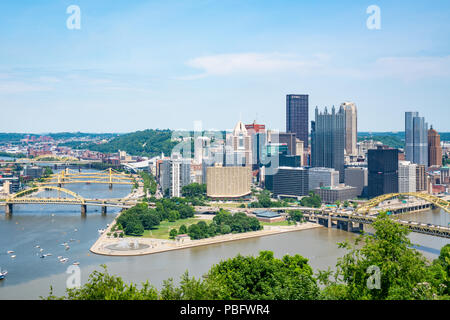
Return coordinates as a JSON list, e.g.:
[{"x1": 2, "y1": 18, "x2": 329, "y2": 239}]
[
  {"x1": 178, "y1": 224, "x2": 187, "y2": 234},
  {"x1": 320, "y1": 212, "x2": 438, "y2": 300},
  {"x1": 169, "y1": 229, "x2": 178, "y2": 239},
  {"x1": 203, "y1": 251, "x2": 319, "y2": 300}
]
